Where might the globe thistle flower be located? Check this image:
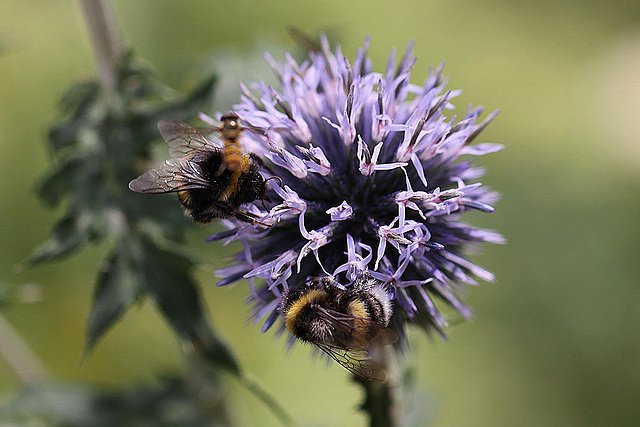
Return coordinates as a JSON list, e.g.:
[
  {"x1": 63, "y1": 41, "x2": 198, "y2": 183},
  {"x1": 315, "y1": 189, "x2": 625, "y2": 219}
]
[{"x1": 209, "y1": 36, "x2": 504, "y2": 346}]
